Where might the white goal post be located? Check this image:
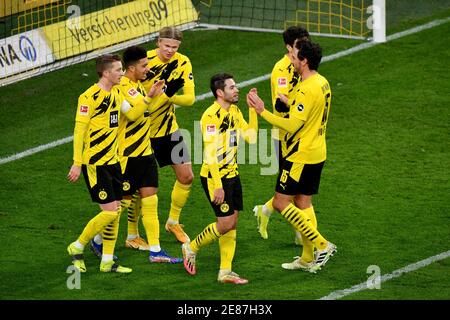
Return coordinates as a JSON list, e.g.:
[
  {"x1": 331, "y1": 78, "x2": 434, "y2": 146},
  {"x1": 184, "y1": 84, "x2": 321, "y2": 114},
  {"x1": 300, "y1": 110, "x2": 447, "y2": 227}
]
[{"x1": 197, "y1": 0, "x2": 386, "y2": 43}]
